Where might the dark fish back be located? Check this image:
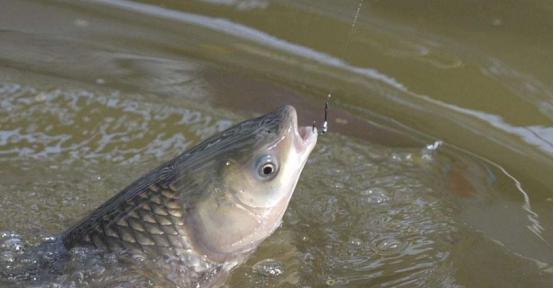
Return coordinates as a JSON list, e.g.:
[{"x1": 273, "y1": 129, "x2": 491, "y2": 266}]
[{"x1": 62, "y1": 162, "x2": 192, "y2": 257}]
